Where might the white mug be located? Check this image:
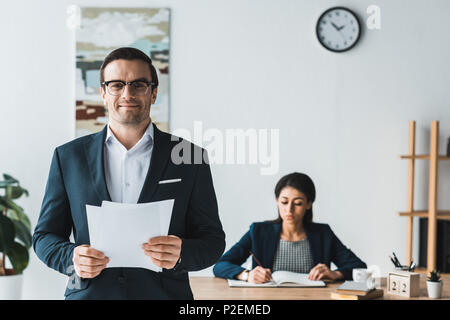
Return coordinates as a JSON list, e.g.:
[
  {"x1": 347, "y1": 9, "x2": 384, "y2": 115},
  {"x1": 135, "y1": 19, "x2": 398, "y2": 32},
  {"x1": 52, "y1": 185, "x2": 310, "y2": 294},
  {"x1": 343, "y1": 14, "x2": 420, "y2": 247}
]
[{"x1": 353, "y1": 268, "x2": 372, "y2": 282}]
